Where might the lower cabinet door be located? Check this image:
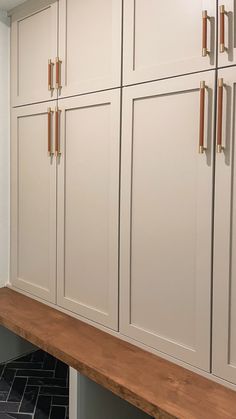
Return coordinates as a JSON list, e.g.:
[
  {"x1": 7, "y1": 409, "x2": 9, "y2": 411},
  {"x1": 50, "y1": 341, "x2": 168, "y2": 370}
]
[
  {"x1": 57, "y1": 90, "x2": 120, "y2": 330},
  {"x1": 11, "y1": 102, "x2": 57, "y2": 302},
  {"x1": 213, "y1": 67, "x2": 236, "y2": 385},
  {"x1": 120, "y1": 72, "x2": 215, "y2": 370}
]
